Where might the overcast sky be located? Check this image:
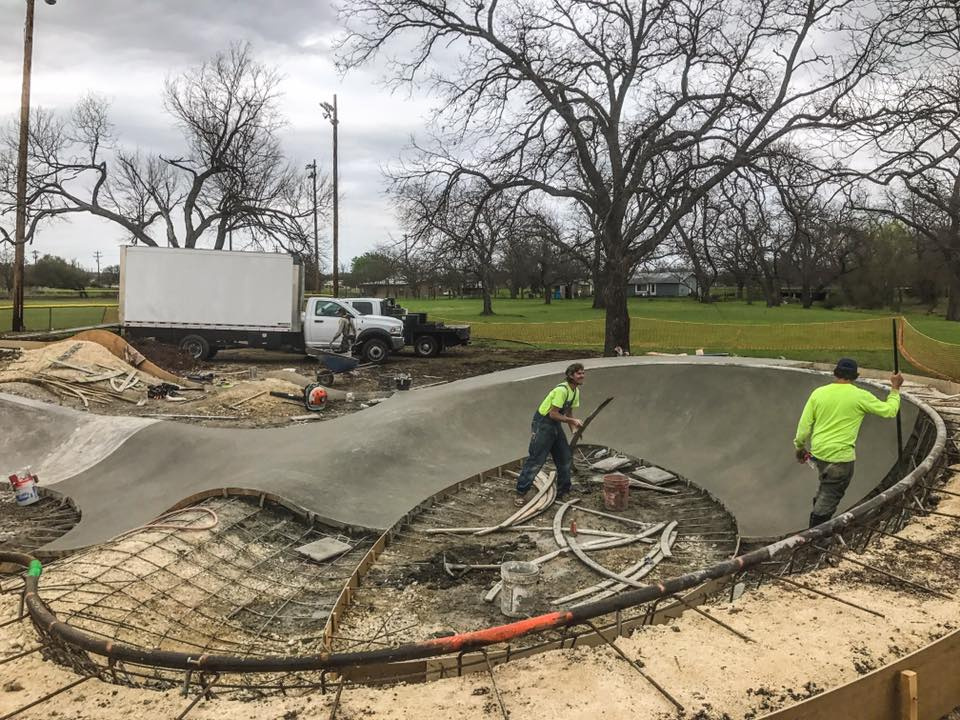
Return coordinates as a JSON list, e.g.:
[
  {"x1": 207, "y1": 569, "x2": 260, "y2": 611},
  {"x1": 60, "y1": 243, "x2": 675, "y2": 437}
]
[{"x1": 0, "y1": 1, "x2": 431, "y2": 270}]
